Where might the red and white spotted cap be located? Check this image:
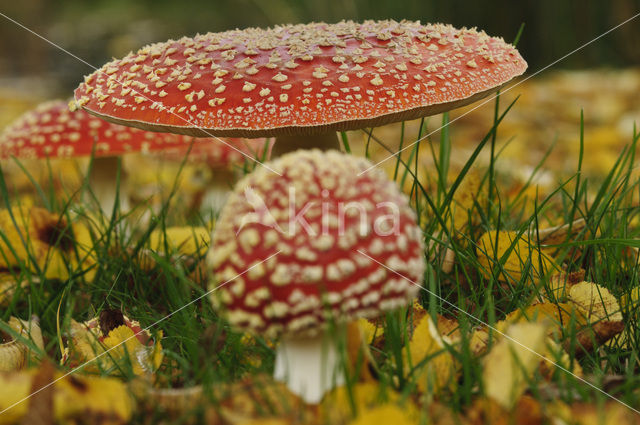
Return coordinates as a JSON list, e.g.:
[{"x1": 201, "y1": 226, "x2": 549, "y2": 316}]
[
  {"x1": 208, "y1": 149, "x2": 425, "y2": 337},
  {"x1": 161, "y1": 137, "x2": 272, "y2": 169},
  {"x1": 0, "y1": 100, "x2": 195, "y2": 160},
  {"x1": 74, "y1": 20, "x2": 526, "y2": 138}
]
